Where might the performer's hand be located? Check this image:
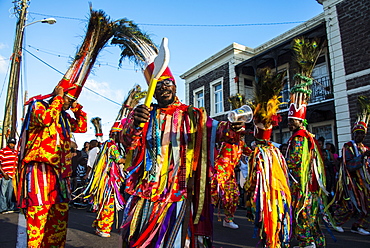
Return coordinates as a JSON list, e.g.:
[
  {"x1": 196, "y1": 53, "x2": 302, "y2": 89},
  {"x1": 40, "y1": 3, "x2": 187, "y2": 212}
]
[
  {"x1": 3, "y1": 174, "x2": 9, "y2": 180},
  {"x1": 71, "y1": 101, "x2": 78, "y2": 109},
  {"x1": 133, "y1": 104, "x2": 151, "y2": 127},
  {"x1": 230, "y1": 121, "x2": 246, "y2": 132},
  {"x1": 54, "y1": 86, "x2": 64, "y2": 97}
]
